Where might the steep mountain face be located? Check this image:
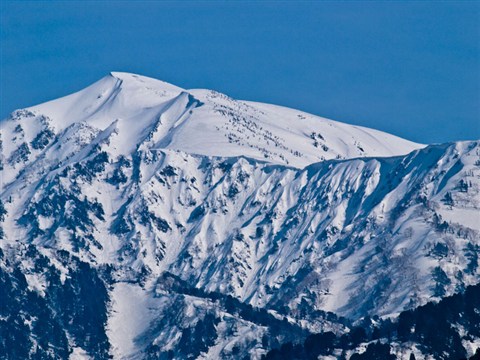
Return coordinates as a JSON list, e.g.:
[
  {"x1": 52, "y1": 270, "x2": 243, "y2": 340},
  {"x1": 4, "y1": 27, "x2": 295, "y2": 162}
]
[{"x1": 1, "y1": 72, "x2": 479, "y2": 359}]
